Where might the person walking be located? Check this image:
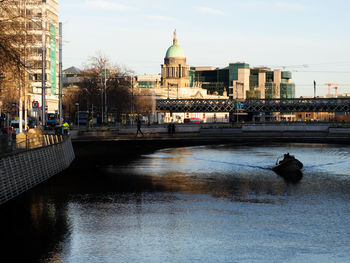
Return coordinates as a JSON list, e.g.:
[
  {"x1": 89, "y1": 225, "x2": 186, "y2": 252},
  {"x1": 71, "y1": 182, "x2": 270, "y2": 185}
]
[{"x1": 136, "y1": 118, "x2": 144, "y2": 136}]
